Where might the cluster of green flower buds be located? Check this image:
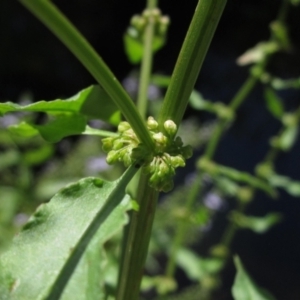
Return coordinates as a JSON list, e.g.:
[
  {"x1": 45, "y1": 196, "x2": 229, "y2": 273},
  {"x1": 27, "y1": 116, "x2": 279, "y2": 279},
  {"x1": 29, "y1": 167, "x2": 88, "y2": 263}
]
[
  {"x1": 129, "y1": 8, "x2": 170, "y2": 39},
  {"x1": 102, "y1": 117, "x2": 192, "y2": 192}
]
